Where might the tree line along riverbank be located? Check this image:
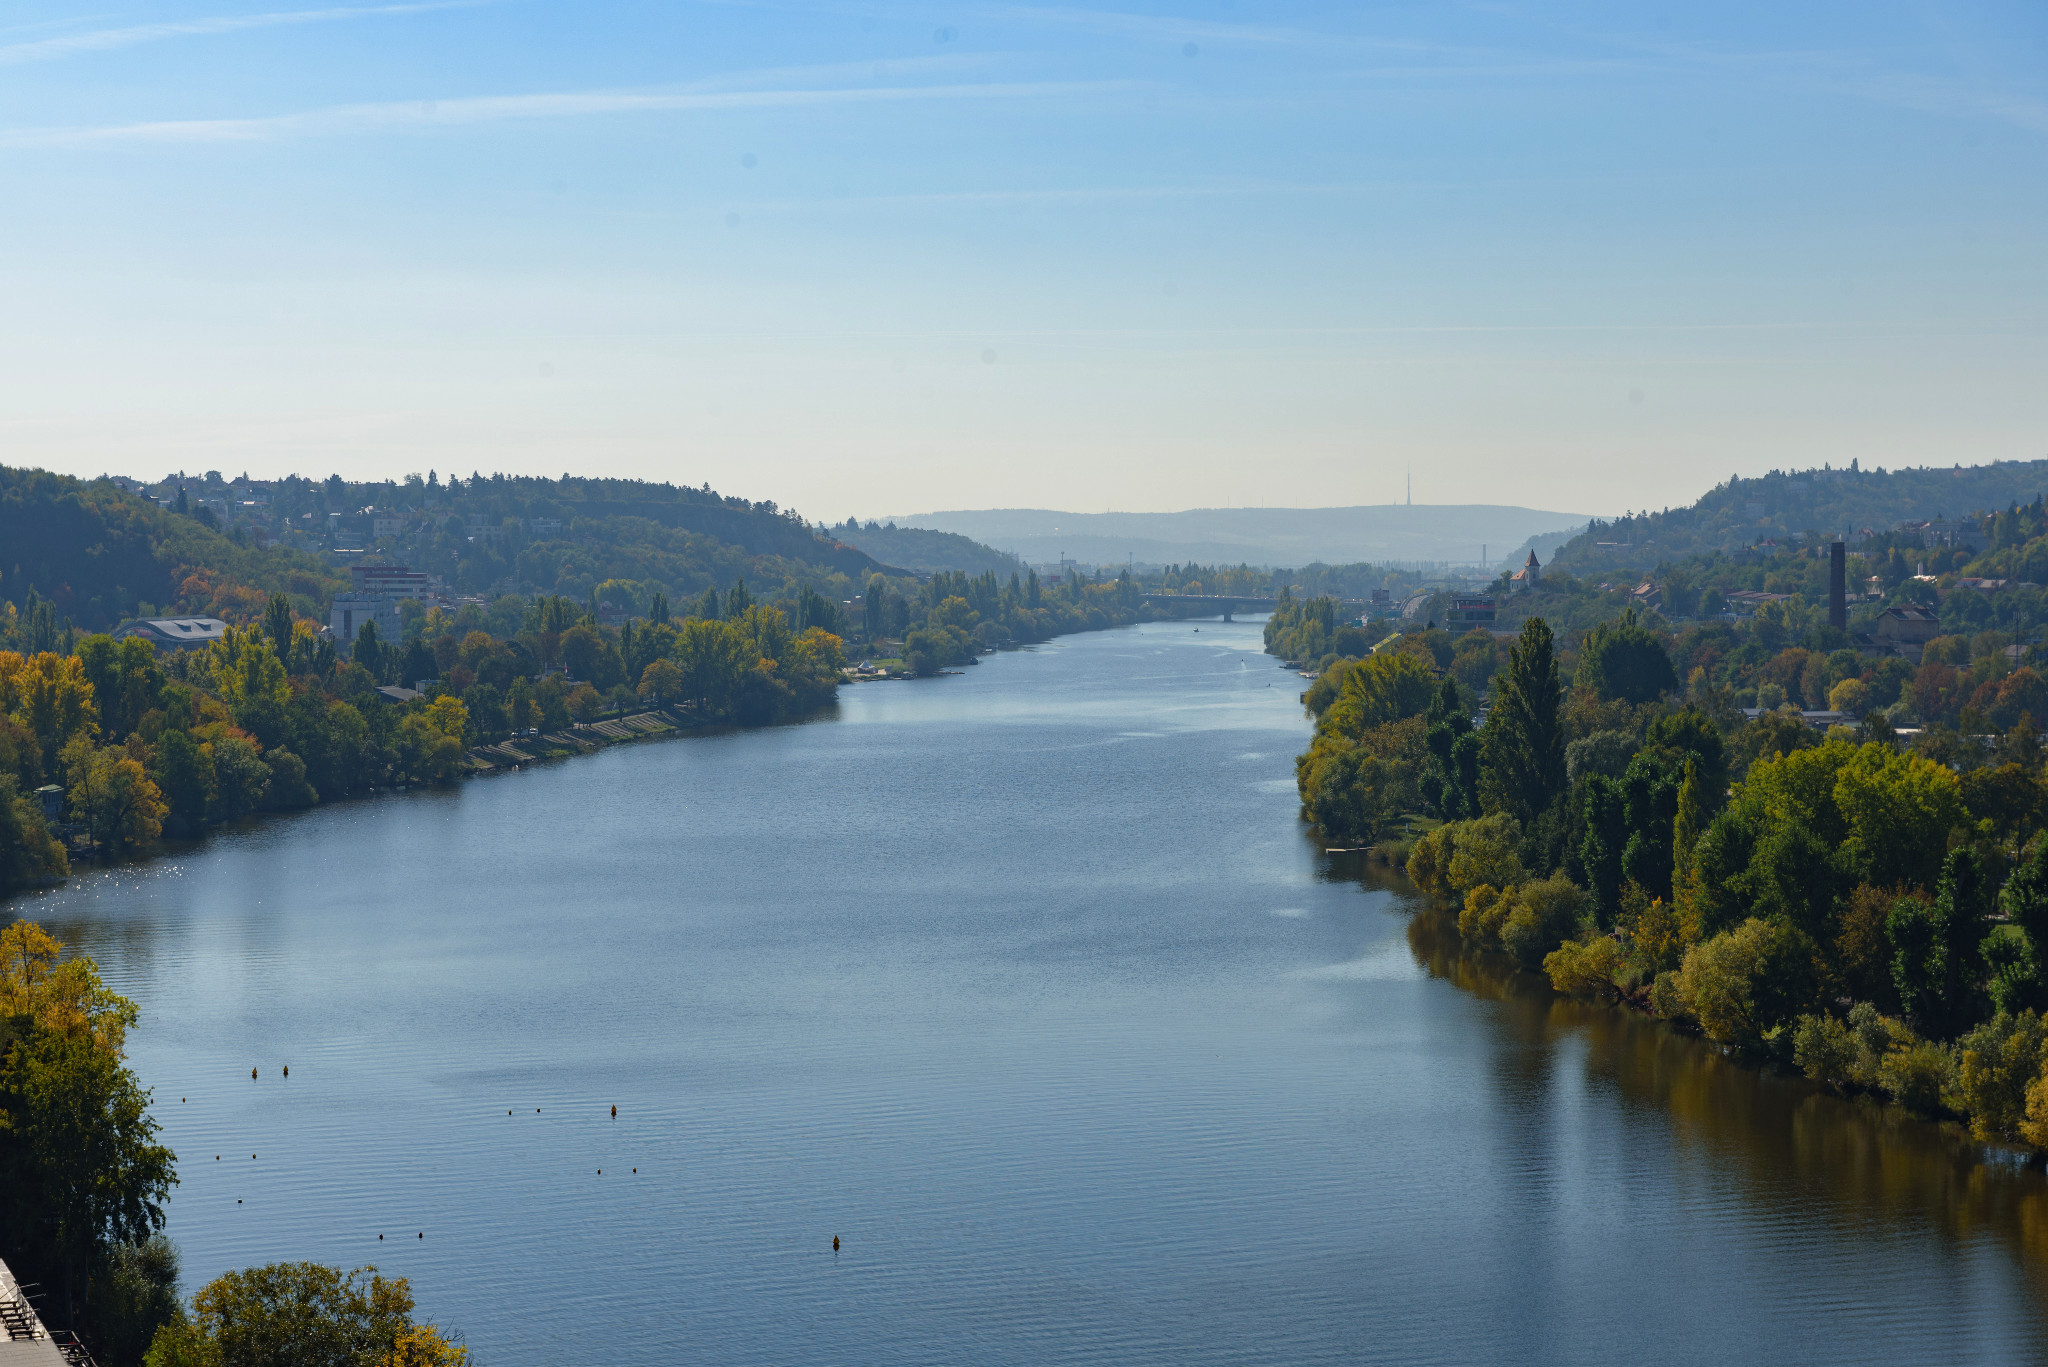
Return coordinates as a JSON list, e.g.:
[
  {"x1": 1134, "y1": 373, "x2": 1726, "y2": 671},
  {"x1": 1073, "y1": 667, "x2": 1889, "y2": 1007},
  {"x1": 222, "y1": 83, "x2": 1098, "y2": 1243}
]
[
  {"x1": 1282, "y1": 603, "x2": 2048, "y2": 1153},
  {"x1": 0, "y1": 566, "x2": 1171, "y2": 894}
]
